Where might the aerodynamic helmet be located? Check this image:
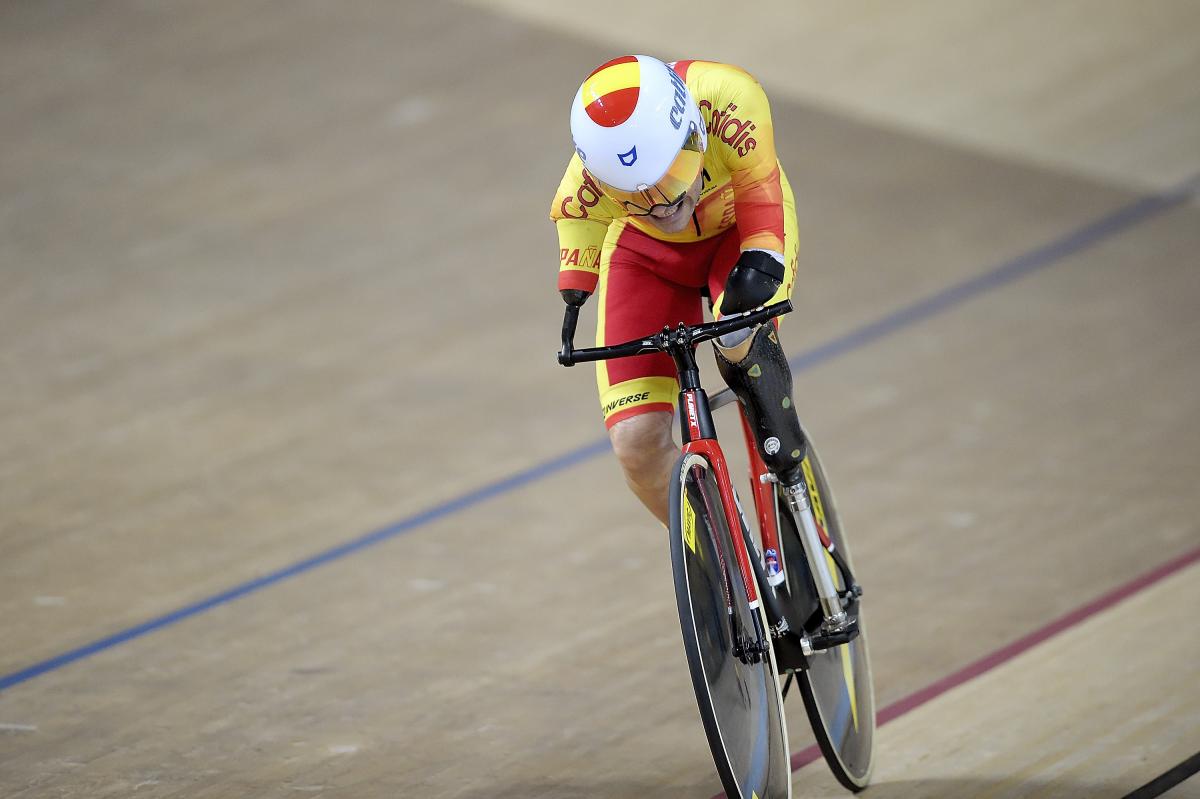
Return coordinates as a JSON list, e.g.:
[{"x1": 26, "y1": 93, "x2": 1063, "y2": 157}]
[{"x1": 570, "y1": 55, "x2": 708, "y2": 215}]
